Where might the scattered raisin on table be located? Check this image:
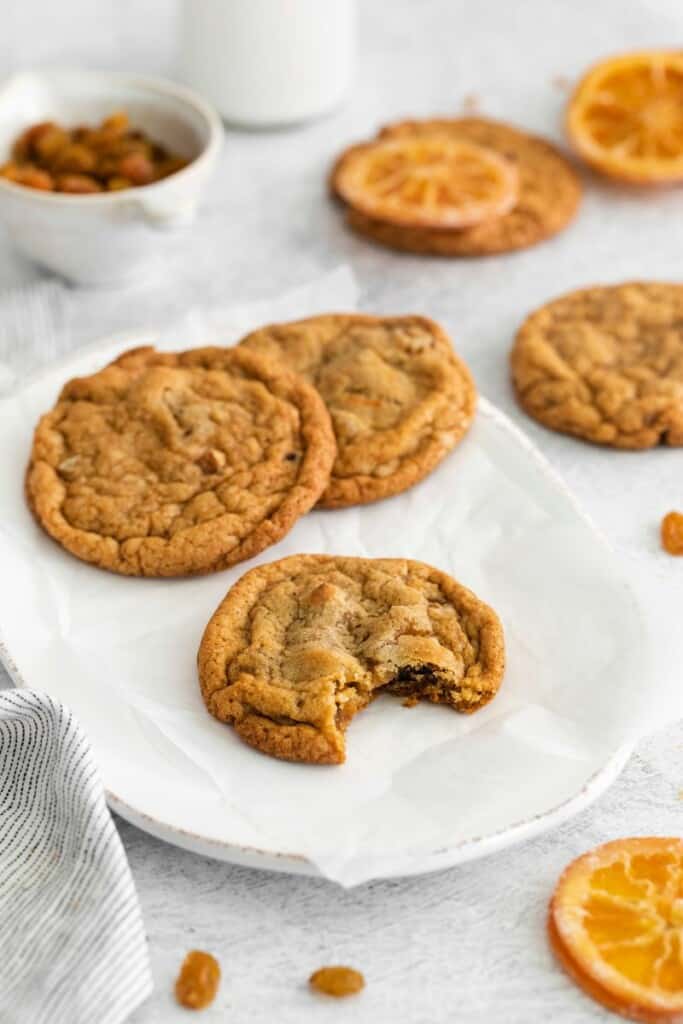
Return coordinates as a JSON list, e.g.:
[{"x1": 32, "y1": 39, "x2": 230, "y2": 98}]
[
  {"x1": 661, "y1": 511, "x2": 683, "y2": 555},
  {"x1": 174, "y1": 950, "x2": 221, "y2": 1010},
  {"x1": 309, "y1": 965, "x2": 365, "y2": 998}
]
